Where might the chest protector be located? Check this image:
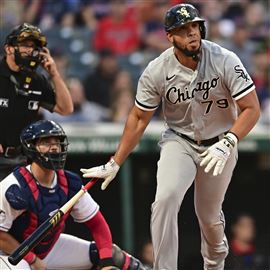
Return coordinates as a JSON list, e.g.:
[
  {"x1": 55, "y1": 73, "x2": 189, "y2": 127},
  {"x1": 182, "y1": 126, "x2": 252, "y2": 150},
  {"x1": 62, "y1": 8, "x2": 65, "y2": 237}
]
[{"x1": 7, "y1": 167, "x2": 81, "y2": 259}]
